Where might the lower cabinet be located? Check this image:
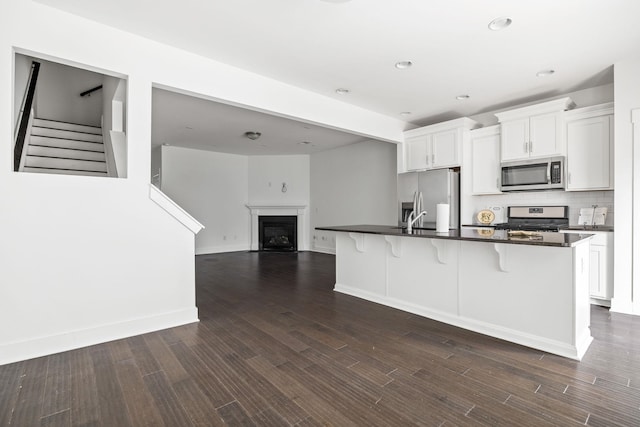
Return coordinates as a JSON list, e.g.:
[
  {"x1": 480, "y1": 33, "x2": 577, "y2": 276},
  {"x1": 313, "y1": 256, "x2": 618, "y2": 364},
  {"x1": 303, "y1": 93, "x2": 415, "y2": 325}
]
[{"x1": 561, "y1": 230, "x2": 614, "y2": 303}]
